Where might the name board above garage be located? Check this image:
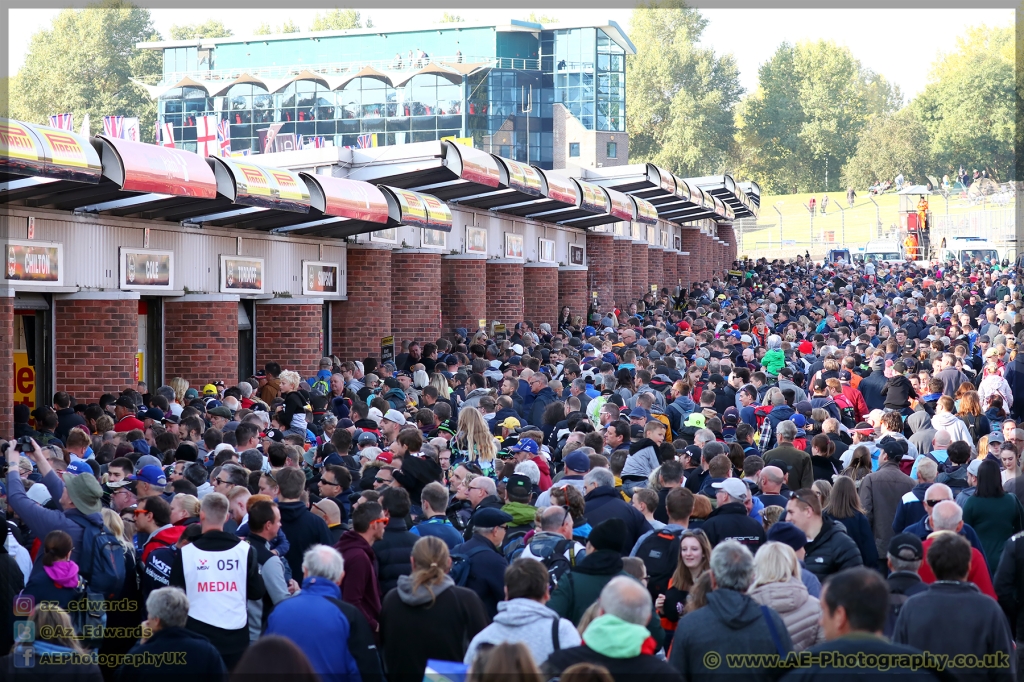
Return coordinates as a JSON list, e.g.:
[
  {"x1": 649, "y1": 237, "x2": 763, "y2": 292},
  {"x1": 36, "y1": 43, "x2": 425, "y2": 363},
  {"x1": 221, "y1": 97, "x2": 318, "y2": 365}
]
[
  {"x1": 220, "y1": 255, "x2": 265, "y2": 294},
  {"x1": 120, "y1": 248, "x2": 173, "y2": 291},
  {"x1": 302, "y1": 260, "x2": 343, "y2": 297},
  {"x1": 5, "y1": 240, "x2": 63, "y2": 286}
]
